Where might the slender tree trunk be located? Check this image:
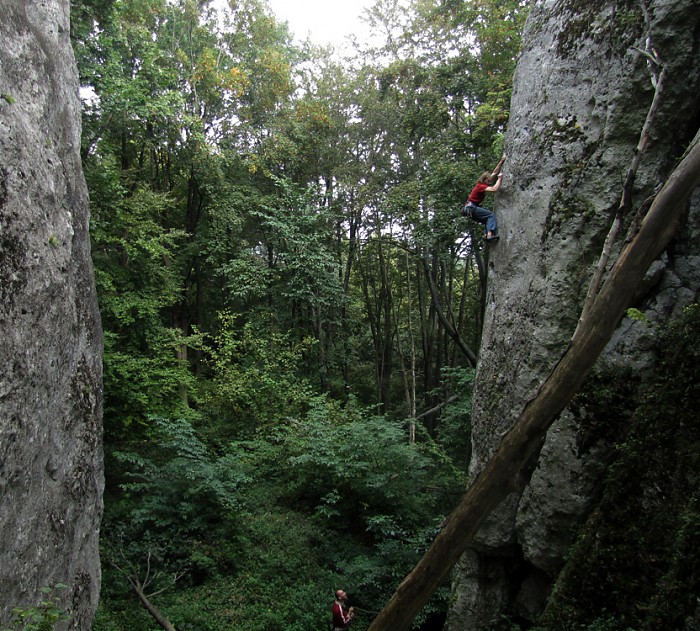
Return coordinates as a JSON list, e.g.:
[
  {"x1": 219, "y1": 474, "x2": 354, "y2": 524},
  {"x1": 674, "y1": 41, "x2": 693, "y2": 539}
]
[
  {"x1": 580, "y1": 61, "x2": 666, "y2": 324},
  {"x1": 391, "y1": 249, "x2": 417, "y2": 439},
  {"x1": 417, "y1": 257, "x2": 433, "y2": 396},
  {"x1": 173, "y1": 169, "x2": 204, "y2": 400},
  {"x1": 406, "y1": 251, "x2": 417, "y2": 440},
  {"x1": 366, "y1": 130, "x2": 700, "y2": 631},
  {"x1": 132, "y1": 583, "x2": 176, "y2": 631},
  {"x1": 340, "y1": 193, "x2": 360, "y2": 388},
  {"x1": 378, "y1": 237, "x2": 394, "y2": 411},
  {"x1": 454, "y1": 250, "x2": 473, "y2": 365},
  {"x1": 175, "y1": 339, "x2": 188, "y2": 406},
  {"x1": 358, "y1": 249, "x2": 383, "y2": 406},
  {"x1": 420, "y1": 255, "x2": 477, "y2": 366}
]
